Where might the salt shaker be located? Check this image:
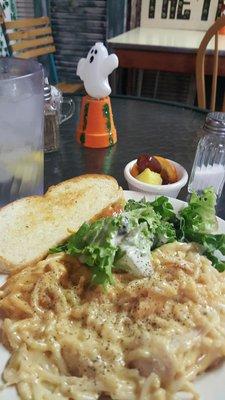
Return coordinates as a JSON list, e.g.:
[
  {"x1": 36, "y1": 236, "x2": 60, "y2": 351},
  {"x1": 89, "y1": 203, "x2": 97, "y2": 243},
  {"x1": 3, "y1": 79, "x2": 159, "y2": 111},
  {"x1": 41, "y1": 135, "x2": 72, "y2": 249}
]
[
  {"x1": 188, "y1": 112, "x2": 225, "y2": 198},
  {"x1": 44, "y1": 79, "x2": 60, "y2": 153}
]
